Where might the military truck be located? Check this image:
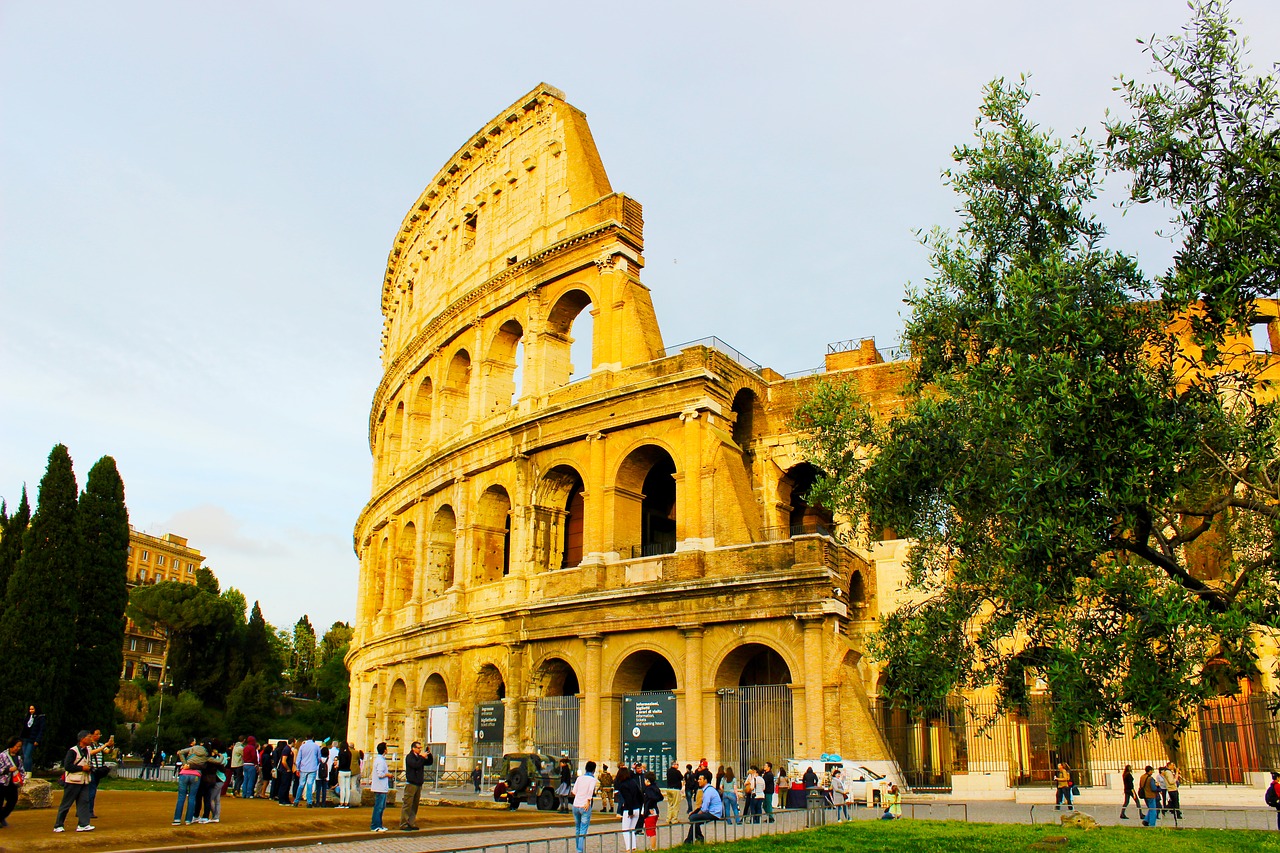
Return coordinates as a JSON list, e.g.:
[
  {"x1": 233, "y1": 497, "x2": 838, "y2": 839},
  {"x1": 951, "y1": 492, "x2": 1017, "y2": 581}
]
[{"x1": 500, "y1": 752, "x2": 559, "y2": 810}]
